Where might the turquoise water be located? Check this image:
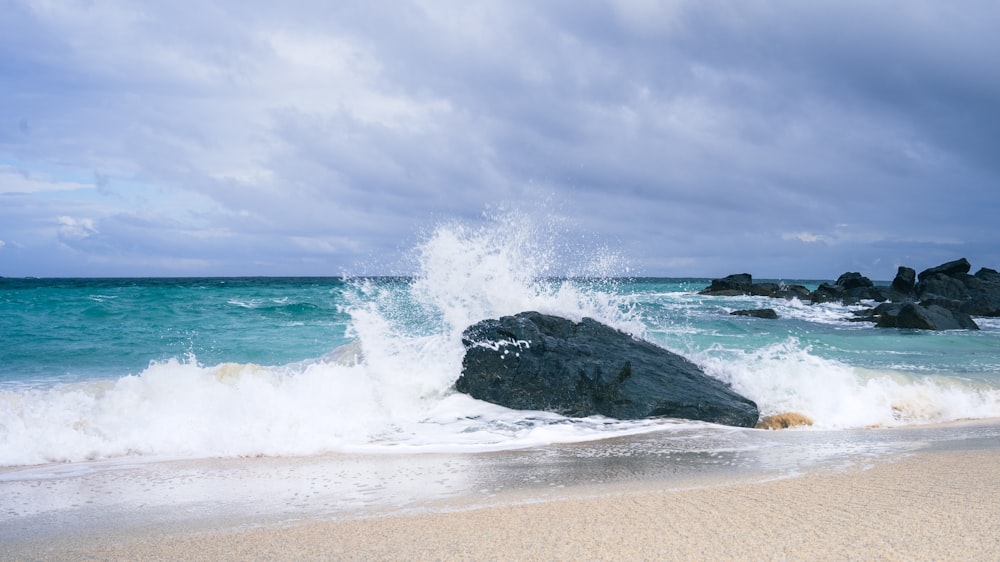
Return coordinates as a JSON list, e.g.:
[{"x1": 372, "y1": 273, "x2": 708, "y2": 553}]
[
  {"x1": 2, "y1": 219, "x2": 999, "y2": 467},
  {"x1": 0, "y1": 277, "x2": 352, "y2": 386},
  {"x1": 630, "y1": 278, "x2": 1000, "y2": 383},
  {"x1": 5, "y1": 277, "x2": 998, "y2": 389}
]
